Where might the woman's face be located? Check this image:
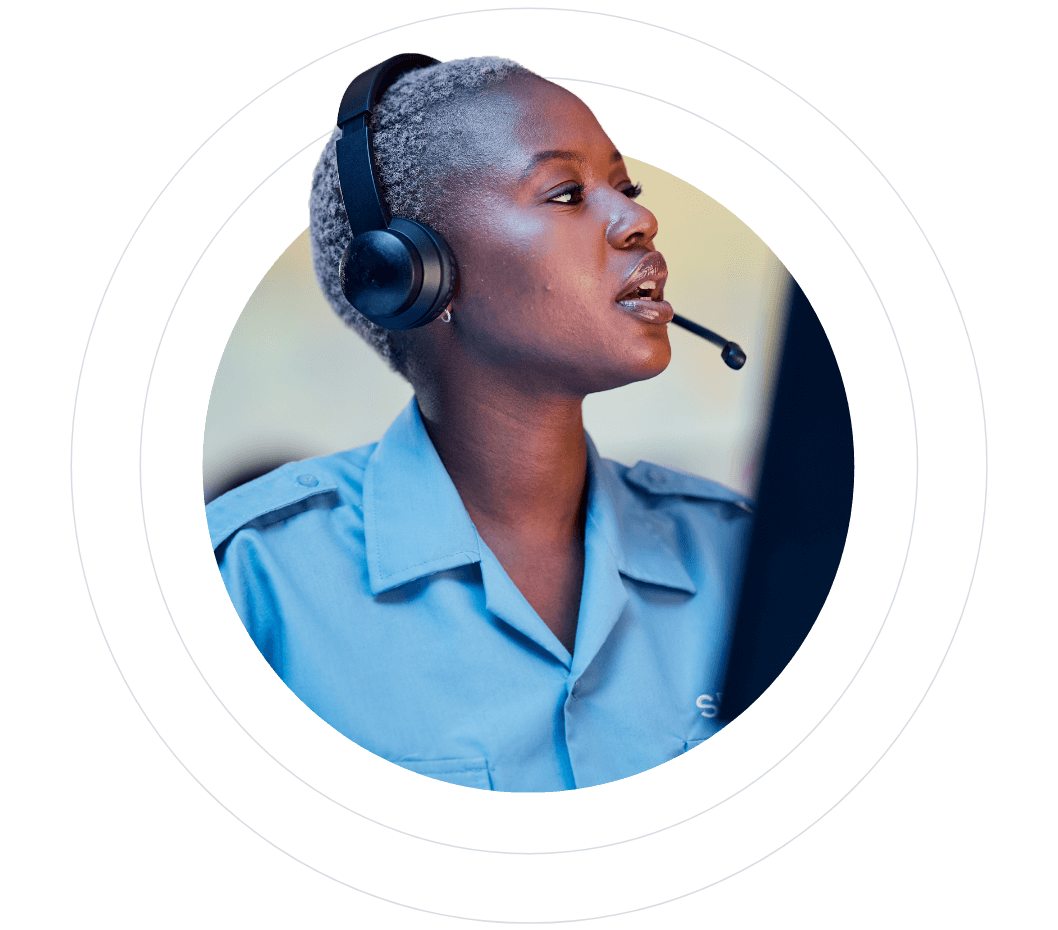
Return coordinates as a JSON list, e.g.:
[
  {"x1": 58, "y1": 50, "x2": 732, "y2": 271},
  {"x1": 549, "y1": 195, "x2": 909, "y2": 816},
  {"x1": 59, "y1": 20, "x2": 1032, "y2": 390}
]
[{"x1": 430, "y1": 76, "x2": 673, "y2": 398}]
